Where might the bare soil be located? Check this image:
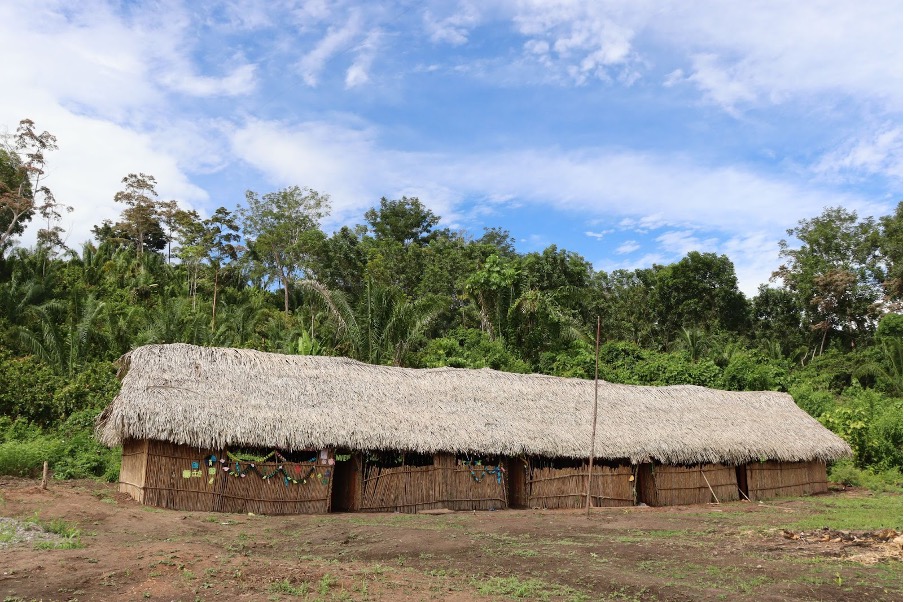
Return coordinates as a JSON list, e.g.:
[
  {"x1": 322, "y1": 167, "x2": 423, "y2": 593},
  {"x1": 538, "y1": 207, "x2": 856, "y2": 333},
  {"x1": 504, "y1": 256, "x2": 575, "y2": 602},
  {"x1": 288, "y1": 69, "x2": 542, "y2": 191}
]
[{"x1": 0, "y1": 479, "x2": 900, "y2": 601}]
